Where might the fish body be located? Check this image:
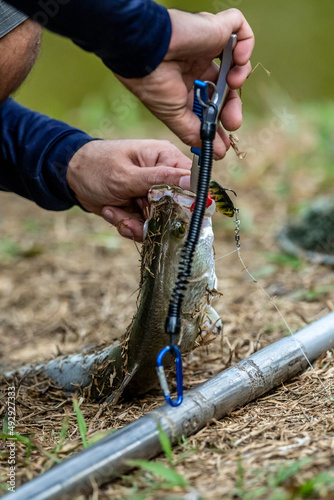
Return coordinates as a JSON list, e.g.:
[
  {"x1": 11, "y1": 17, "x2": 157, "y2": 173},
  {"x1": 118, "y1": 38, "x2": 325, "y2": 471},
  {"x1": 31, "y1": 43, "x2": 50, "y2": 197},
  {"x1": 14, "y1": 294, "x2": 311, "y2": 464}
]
[{"x1": 123, "y1": 185, "x2": 219, "y2": 397}]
